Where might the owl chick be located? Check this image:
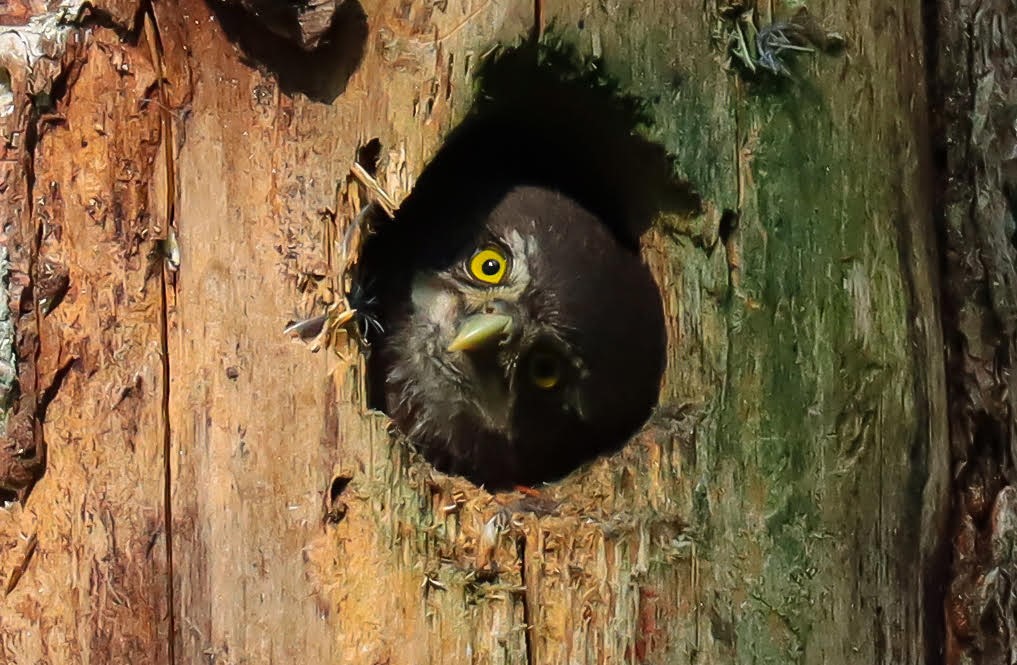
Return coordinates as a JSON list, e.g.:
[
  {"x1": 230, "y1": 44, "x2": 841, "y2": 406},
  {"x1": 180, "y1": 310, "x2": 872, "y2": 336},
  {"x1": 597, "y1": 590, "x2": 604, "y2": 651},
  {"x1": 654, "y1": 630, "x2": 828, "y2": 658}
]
[{"x1": 364, "y1": 183, "x2": 665, "y2": 489}]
